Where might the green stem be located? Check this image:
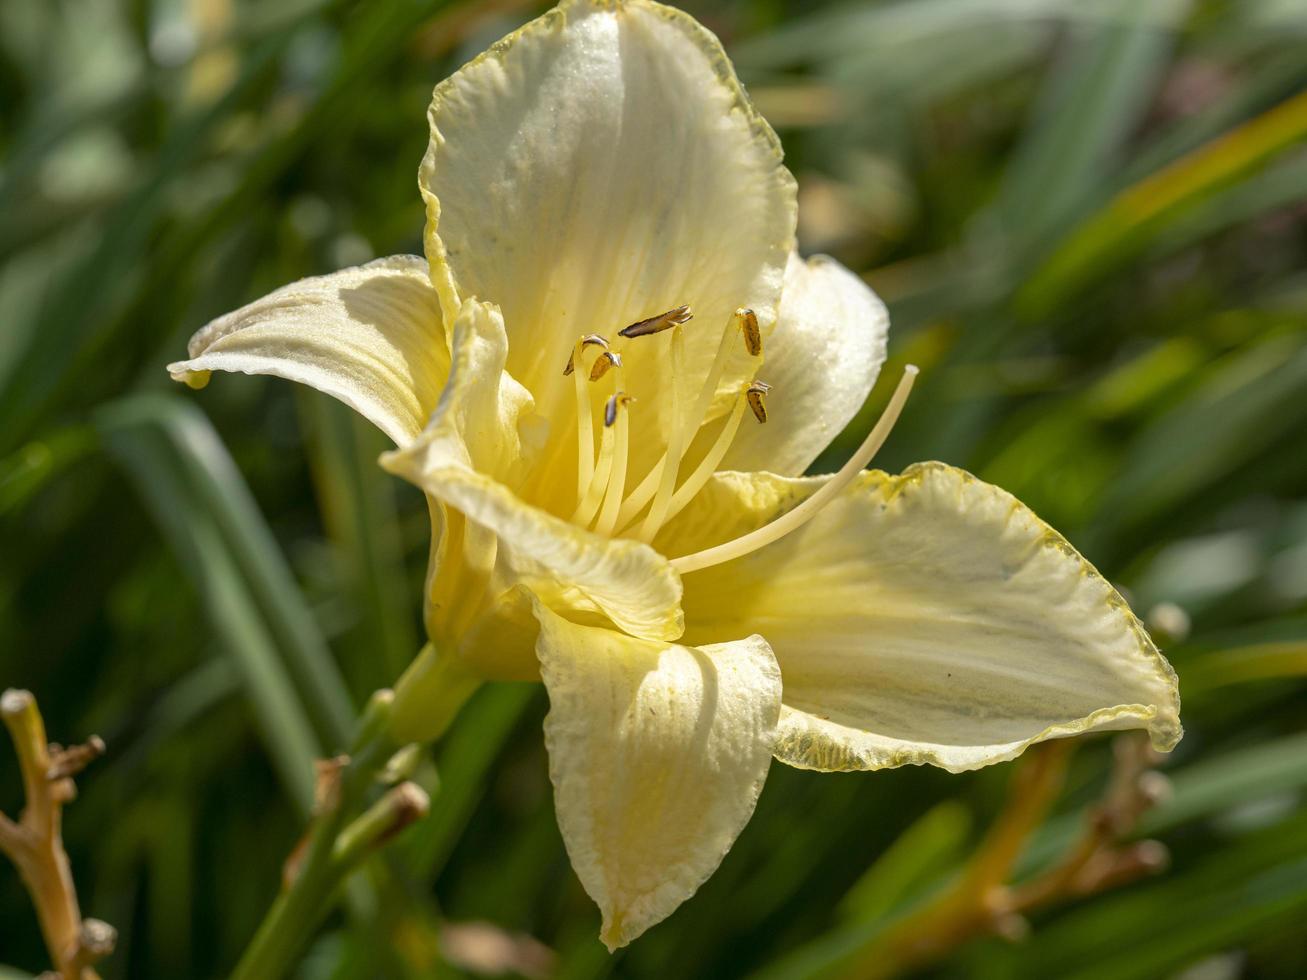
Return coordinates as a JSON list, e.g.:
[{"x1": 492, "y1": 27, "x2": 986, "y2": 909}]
[
  {"x1": 230, "y1": 666, "x2": 482, "y2": 980},
  {"x1": 231, "y1": 697, "x2": 401, "y2": 980}
]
